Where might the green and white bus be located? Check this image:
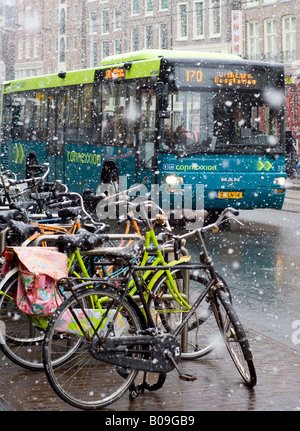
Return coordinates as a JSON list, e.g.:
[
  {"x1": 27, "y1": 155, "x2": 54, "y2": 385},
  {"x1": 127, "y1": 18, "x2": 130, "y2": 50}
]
[{"x1": 1, "y1": 49, "x2": 286, "y2": 218}]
